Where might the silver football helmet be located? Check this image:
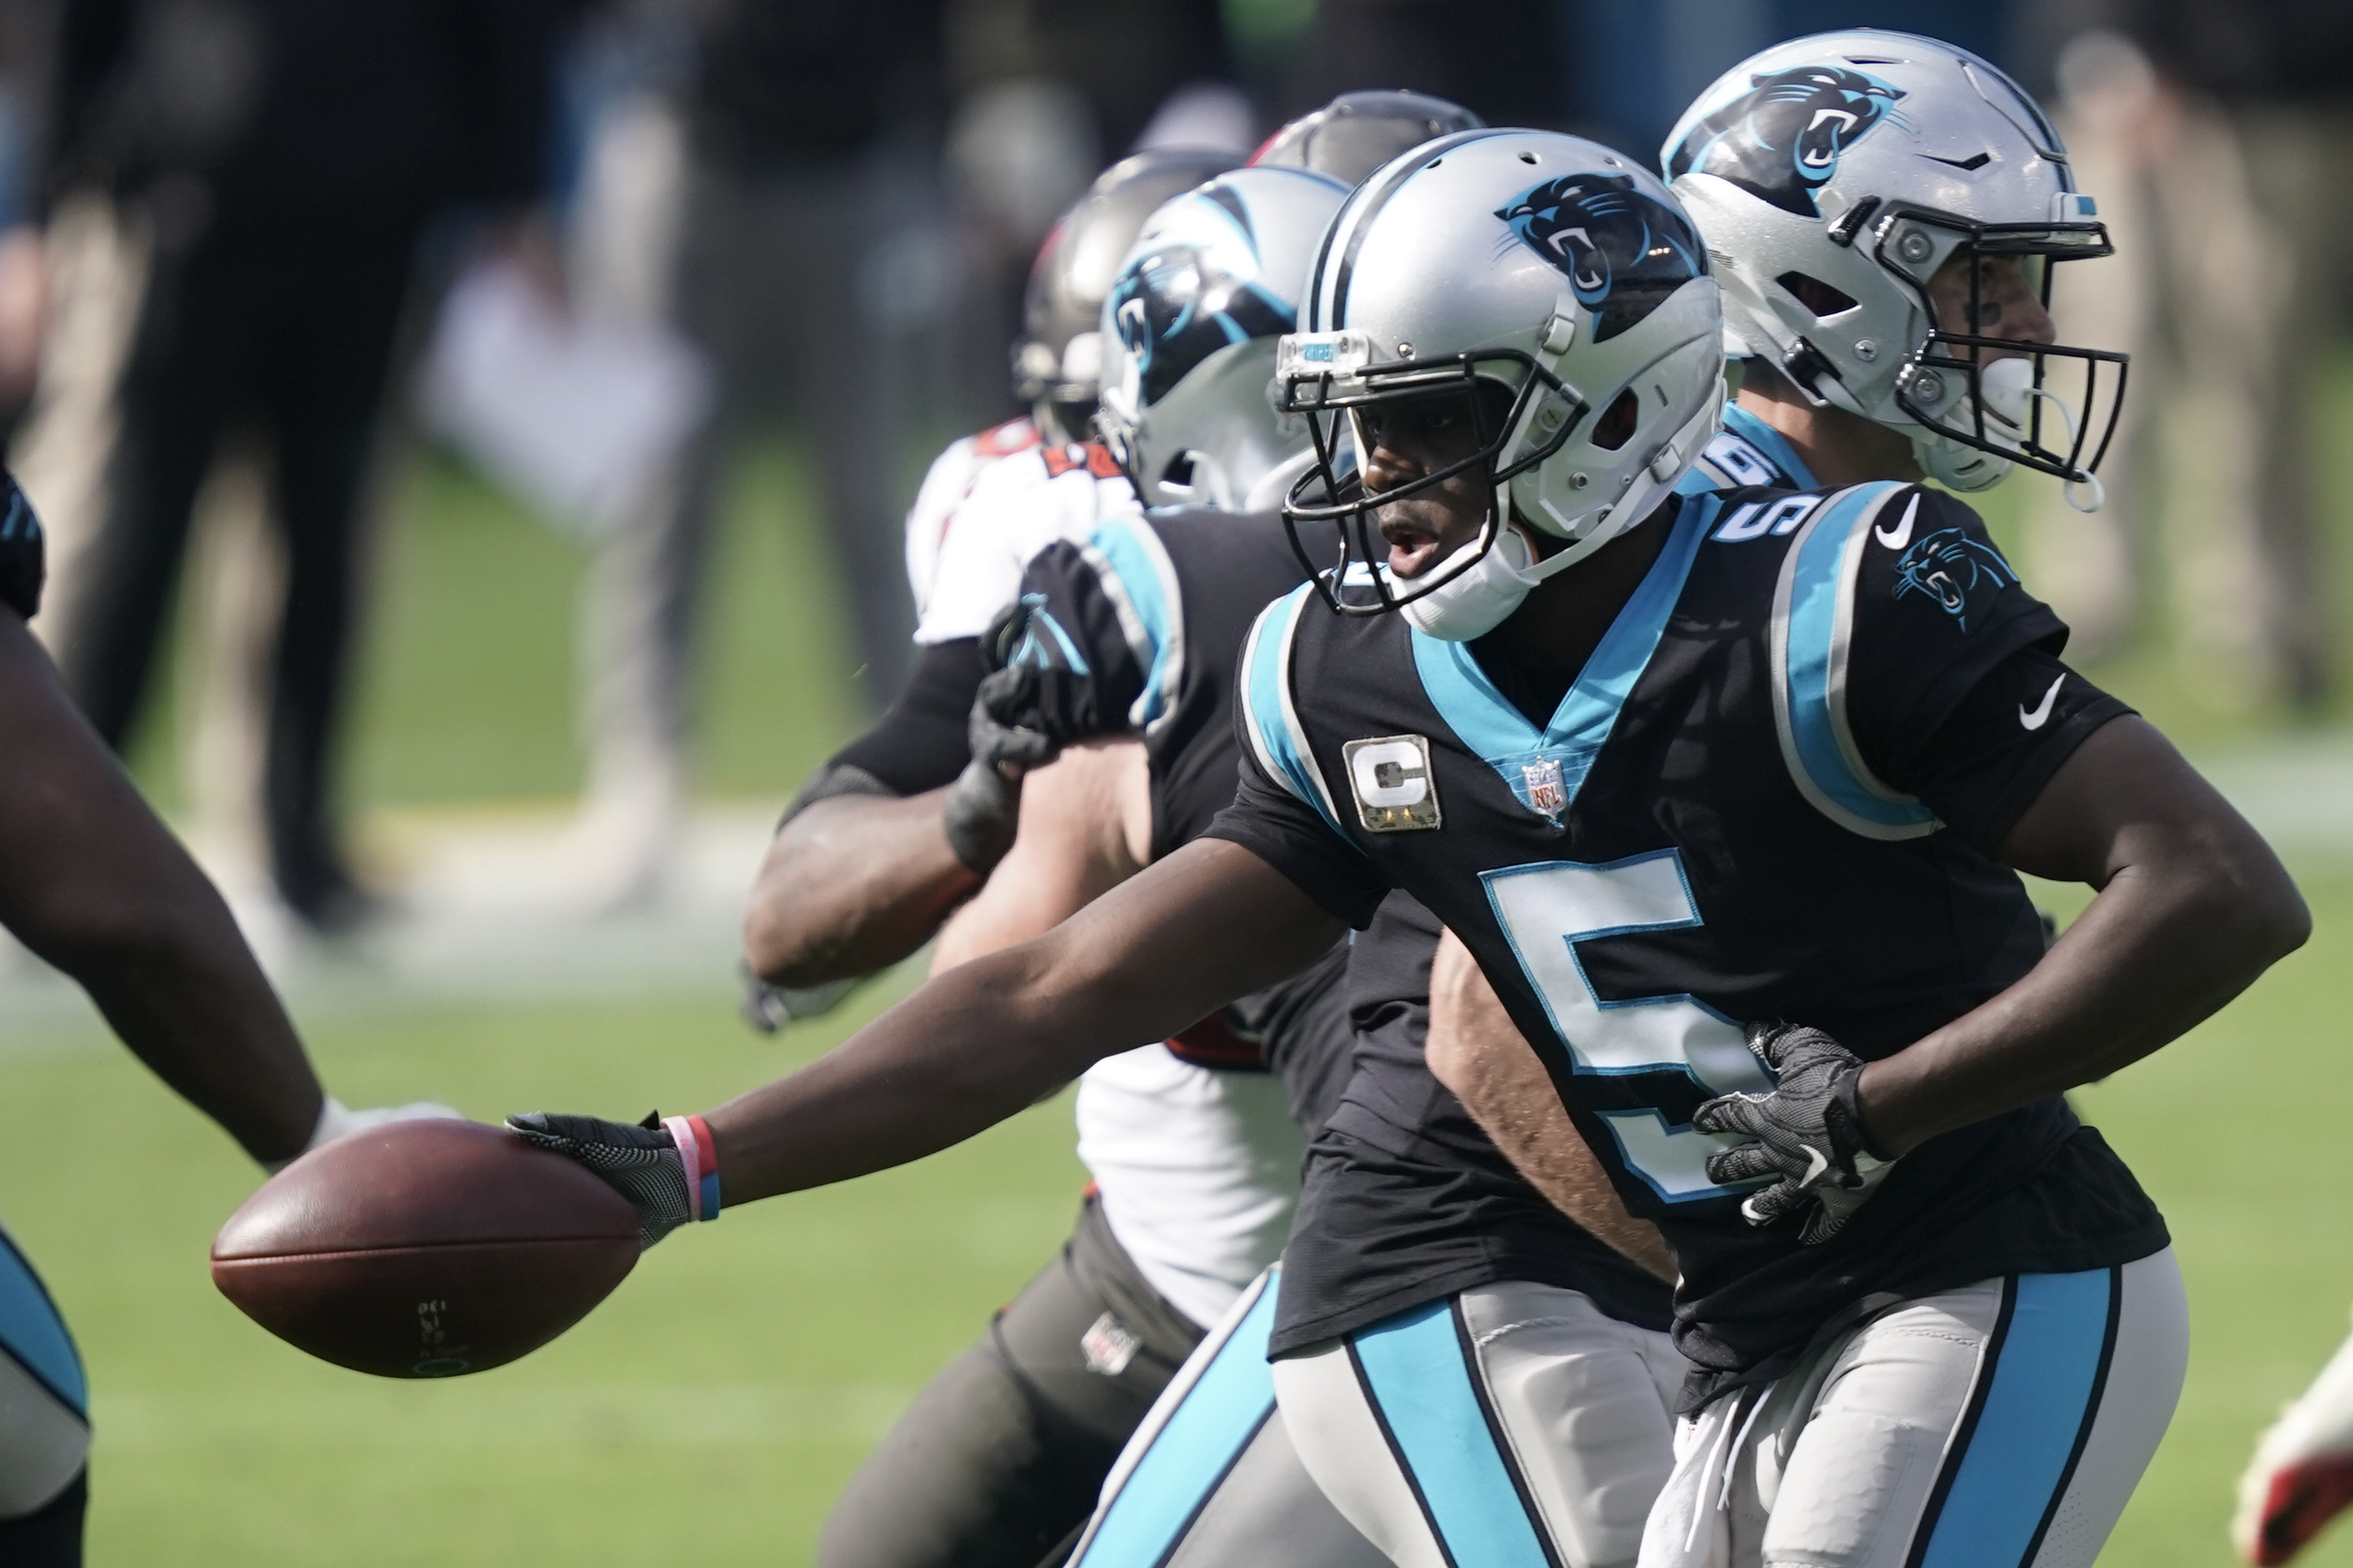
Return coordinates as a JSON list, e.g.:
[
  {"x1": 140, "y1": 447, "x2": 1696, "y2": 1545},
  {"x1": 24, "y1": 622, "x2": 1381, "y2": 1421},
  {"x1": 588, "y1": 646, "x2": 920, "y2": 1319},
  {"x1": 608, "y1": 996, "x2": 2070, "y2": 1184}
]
[
  {"x1": 1276, "y1": 129, "x2": 1723, "y2": 640},
  {"x1": 1250, "y1": 89, "x2": 1485, "y2": 186},
  {"x1": 1664, "y1": 30, "x2": 2125, "y2": 500},
  {"x1": 1094, "y1": 165, "x2": 1352, "y2": 511},
  {"x1": 1014, "y1": 148, "x2": 1241, "y2": 444}
]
